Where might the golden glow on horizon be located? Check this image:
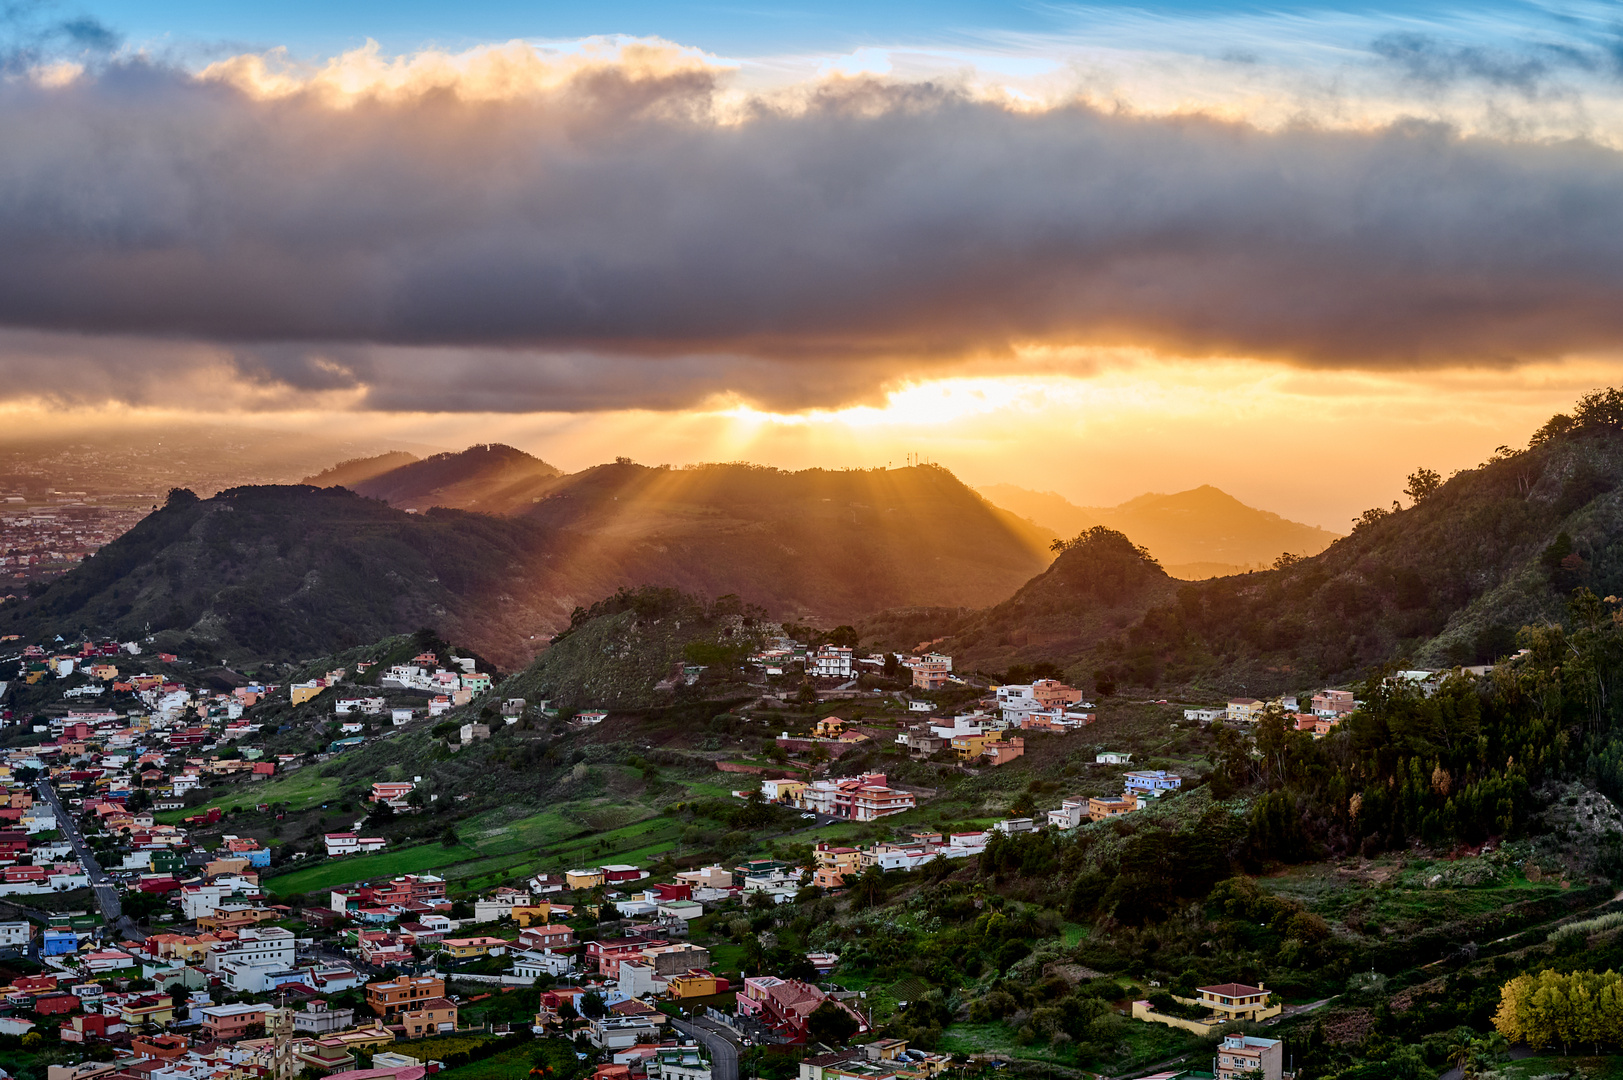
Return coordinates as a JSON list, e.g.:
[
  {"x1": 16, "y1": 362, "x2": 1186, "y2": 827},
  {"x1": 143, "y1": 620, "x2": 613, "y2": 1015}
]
[{"x1": 6, "y1": 354, "x2": 1599, "y2": 533}]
